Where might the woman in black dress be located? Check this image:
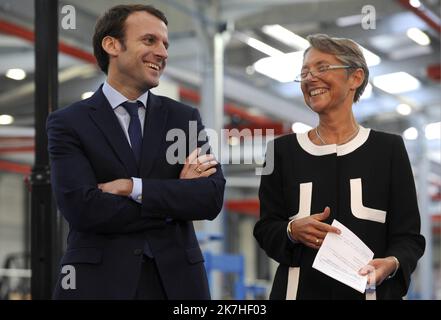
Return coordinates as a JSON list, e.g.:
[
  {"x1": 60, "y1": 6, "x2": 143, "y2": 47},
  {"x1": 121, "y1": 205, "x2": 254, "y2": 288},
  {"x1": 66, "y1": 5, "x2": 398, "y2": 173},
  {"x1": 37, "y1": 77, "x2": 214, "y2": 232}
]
[{"x1": 254, "y1": 34, "x2": 425, "y2": 300}]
